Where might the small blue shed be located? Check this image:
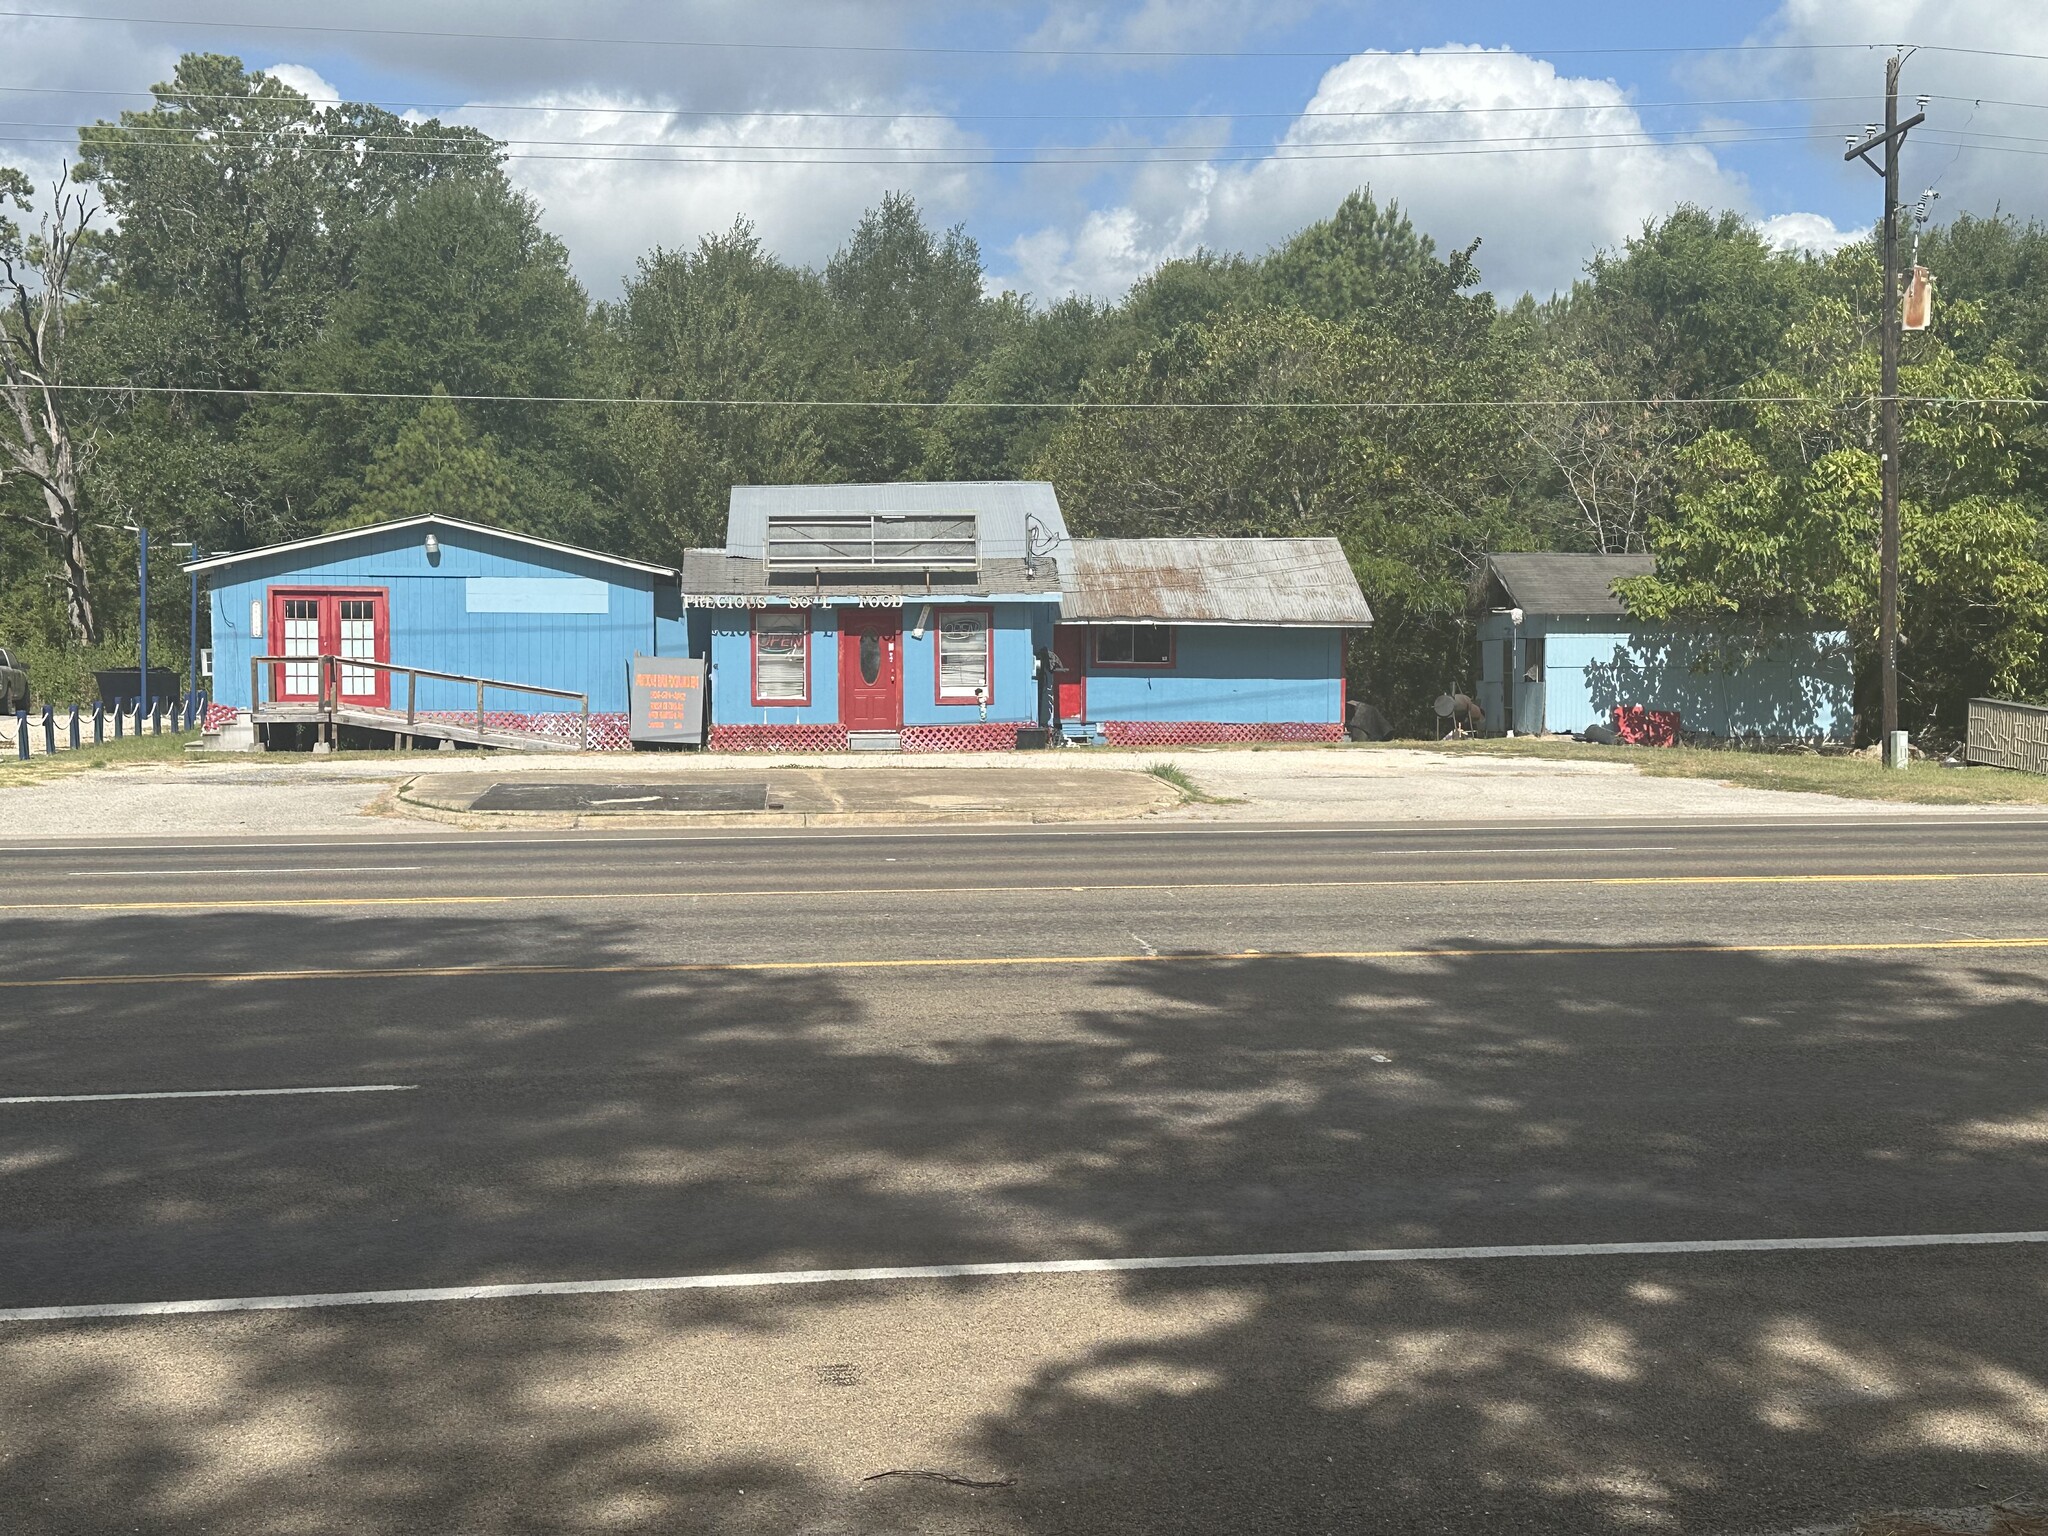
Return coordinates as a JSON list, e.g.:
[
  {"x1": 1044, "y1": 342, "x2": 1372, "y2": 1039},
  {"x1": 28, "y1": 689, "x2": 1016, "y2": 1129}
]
[
  {"x1": 188, "y1": 515, "x2": 683, "y2": 748},
  {"x1": 1474, "y1": 553, "x2": 1854, "y2": 740}
]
